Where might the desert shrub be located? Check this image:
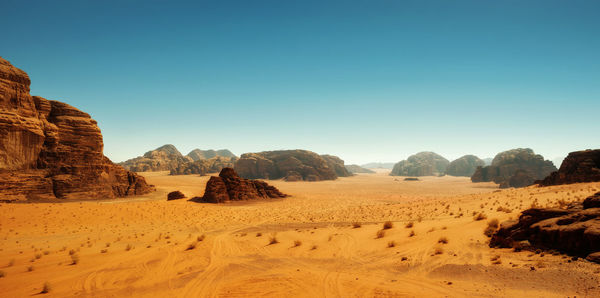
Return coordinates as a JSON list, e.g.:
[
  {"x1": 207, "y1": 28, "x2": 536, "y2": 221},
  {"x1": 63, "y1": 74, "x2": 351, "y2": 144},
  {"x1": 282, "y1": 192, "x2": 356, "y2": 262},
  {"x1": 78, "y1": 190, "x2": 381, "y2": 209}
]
[
  {"x1": 473, "y1": 213, "x2": 487, "y2": 221},
  {"x1": 310, "y1": 245, "x2": 317, "y2": 250},
  {"x1": 405, "y1": 222, "x2": 414, "y2": 228},
  {"x1": 68, "y1": 249, "x2": 76, "y2": 255},
  {"x1": 197, "y1": 234, "x2": 205, "y2": 242},
  {"x1": 100, "y1": 249, "x2": 108, "y2": 253},
  {"x1": 352, "y1": 222, "x2": 362, "y2": 228},
  {"x1": 376, "y1": 230, "x2": 386, "y2": 239},
  {"x1": 71, "y1": 253, "x2": 79, "y2": 265},
  {"x1": 256, "y1": 232, "x2": 262, "y2": 237},
  {"x1": 434, "y1": 246, "x2": 443, "y2": 255},
  {"x1": 383, "y1": 221, "x2": 394, "y2": 230},
  {"x1": 41, "y1": 282, "x2": 51, "y2": 294},
  {"x1": 125, "y1": 244, "x2": 133, "y2": 251},
  {"x1": 186, "y1": 242, "x2": 197, "y2": 250},
  {"x1": 0, "y1": 270, "x2": 5, "y2": 278},
  {"x1": 484, "y1": 218, "x2": 500, "y2": 237},
  {"x1": 438, "y1": 237, "x2": 449, "y2": 244},
  {"x1": 387, "y1": 241, "x2": 396, "y2": 248},
  {"x1": 27, "y1": 265, "x2": 34, "y2": 272},
  {"x1": 408, "y1": 230, "x2": 415, "y2": 237},
  {"x1": 35, "y1": 253, "x2": 42, "y2": 259},
  {"x1": 269, "y1": 236, "x2": 279, "y2": 245},
  {"x1": 293, "y1": 240, "x2": 302, "y2": 247}
]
